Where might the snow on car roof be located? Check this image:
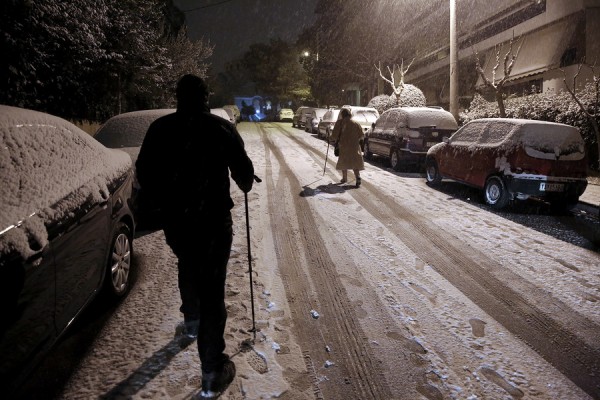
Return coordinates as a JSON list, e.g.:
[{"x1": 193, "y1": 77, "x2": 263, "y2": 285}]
[
  {"x1": 473, "y1": 118, "x2": 584, "y2": 152},
  {"x1": 1, "y1": 105, "x2": 131, "y2": 257},
  {"x1": 387, "y1": 107, "x2": 458, "y2": 130},
  {"x1": 95, "y1": 109, "x2": 175, "y2": 148}
]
